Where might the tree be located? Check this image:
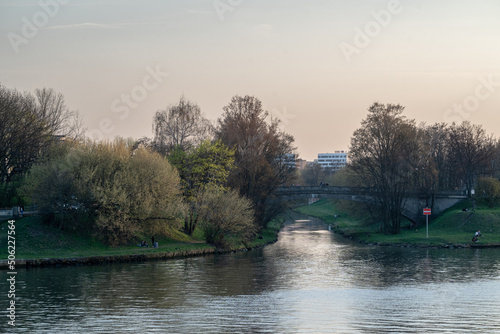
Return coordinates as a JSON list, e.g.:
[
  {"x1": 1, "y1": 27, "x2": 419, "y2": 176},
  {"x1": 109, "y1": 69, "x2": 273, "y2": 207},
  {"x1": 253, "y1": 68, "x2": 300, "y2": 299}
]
[
  {"x1": 216, "y1": 95, "x2": 296, "y2": 227},
  {"x1": 349, "y1": 103, "x2": 418, "y2": 234},
  {"x1": 417, "y1": 123, "x2": 449, "y2": 193},
  {"x1": 22, "y1": 140, "x2": 182, "y2": 245},
  {"x1": 35, "y1": 88, "x2": 72, "y2": 136},
  {"x1": 476, "y1": 177, "x2": 500, "y2": 207},
  {"x1": 0, "y1": 84, "x2": 84, "y2": 206},
  {"x1": 168, "y1": 140, "x2": 236, "y2": 235},
  {"x1": 152, "y1": 95, "x2": 212, "y2": 155},
  {"x1": 446, "y1": 121, "x2": 496, "y2": 197},
  {"x1": 0, "y1": 85, "x2": 50, "y2": 184},
  {"x1": 301, "y1": 162, "x2": 325, "y2": 186},
  {"x1": 197, "y1": 188, "x2": 256, "y2": 248}
]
